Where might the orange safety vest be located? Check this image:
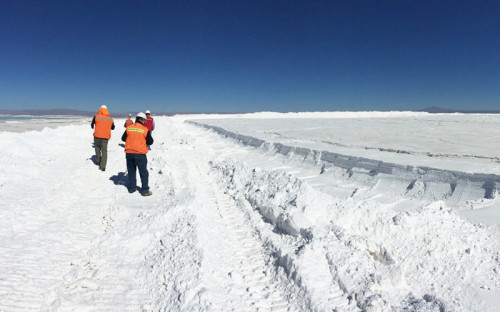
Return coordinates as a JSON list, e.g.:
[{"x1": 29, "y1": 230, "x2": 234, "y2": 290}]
[
  {"x1": 125, "y1": 123, "x2": 149, "y2": 154},
  {"x1": 125, "y1": 119, "x2": 133, "y2": 127},
  {"x1": 93, "y1": 108, "x2": 114, "y2": 139}
]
